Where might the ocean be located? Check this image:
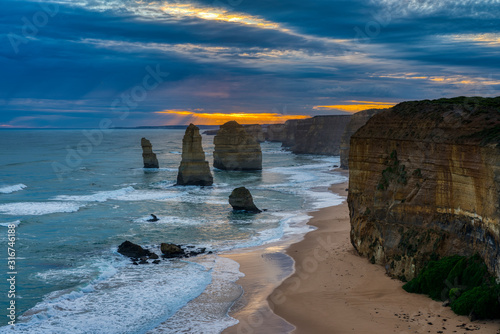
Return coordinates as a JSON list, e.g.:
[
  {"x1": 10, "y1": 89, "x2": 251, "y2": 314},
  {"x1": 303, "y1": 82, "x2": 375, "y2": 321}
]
[{"x1": 0, "y1": 129, "x2": 346, "y2": 333}]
